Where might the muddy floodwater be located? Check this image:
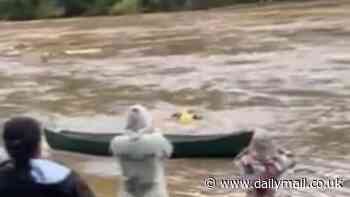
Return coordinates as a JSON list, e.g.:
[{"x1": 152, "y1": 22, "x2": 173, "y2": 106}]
[{"x1": 1, "y1": 0, "x2": 350, "y2": 197}]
